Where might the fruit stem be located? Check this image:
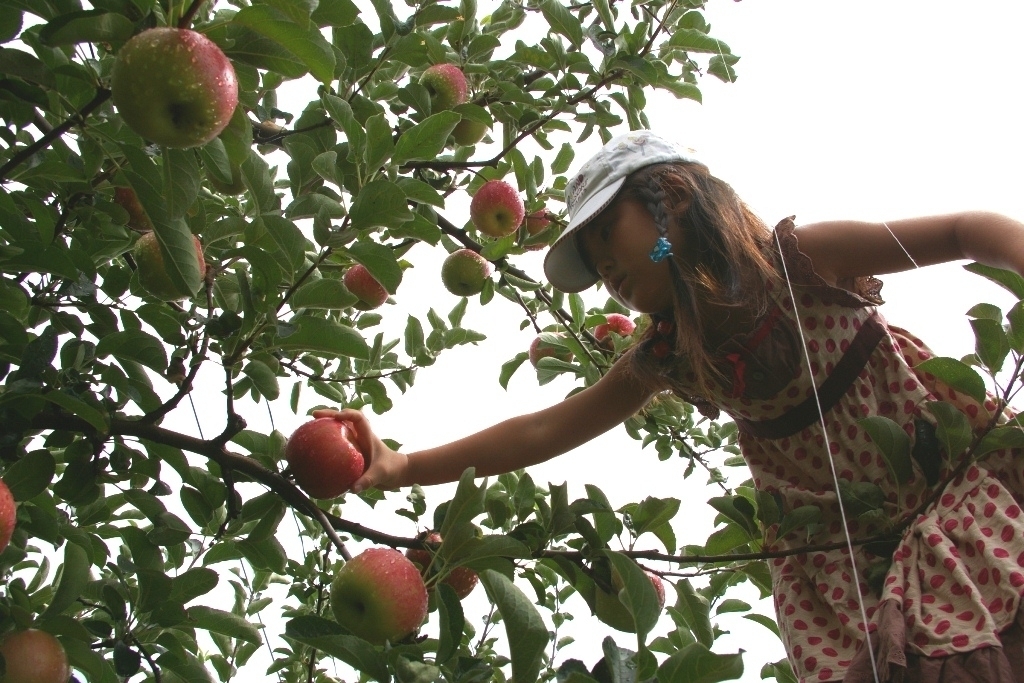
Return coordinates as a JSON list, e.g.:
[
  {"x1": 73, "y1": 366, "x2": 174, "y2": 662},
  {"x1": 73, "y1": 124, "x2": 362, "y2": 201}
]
[{"x1": 177, "y1": 0, "x2": 207, "y2": 28}]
